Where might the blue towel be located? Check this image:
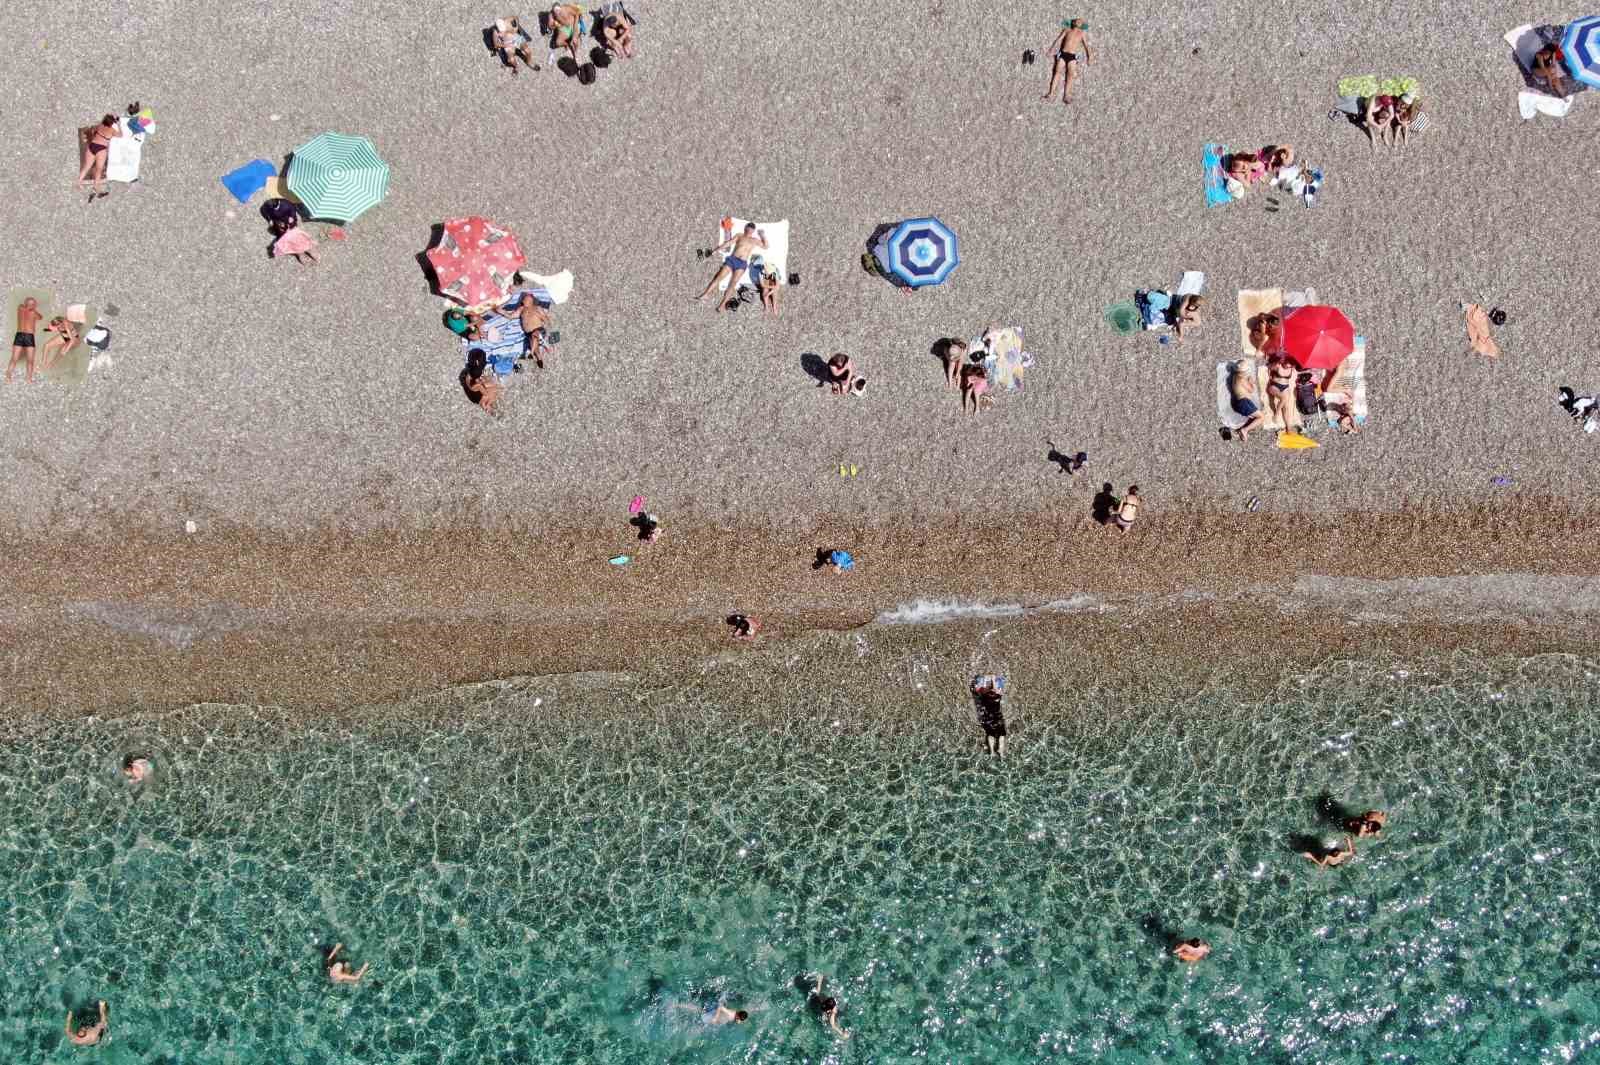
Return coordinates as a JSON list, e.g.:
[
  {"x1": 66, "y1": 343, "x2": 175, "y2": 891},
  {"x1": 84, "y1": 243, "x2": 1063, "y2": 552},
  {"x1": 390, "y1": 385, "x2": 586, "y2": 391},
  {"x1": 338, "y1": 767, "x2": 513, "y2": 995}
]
[
  {"x1": 1203, "y1": 144, "x2": 1231, "y2": 208},
  {"x1": 459, "y1": 290, "x2": 551, "y2": 376},
  {"x1": 220, "y1": 159, "x2": 276, "y2": 204}
]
